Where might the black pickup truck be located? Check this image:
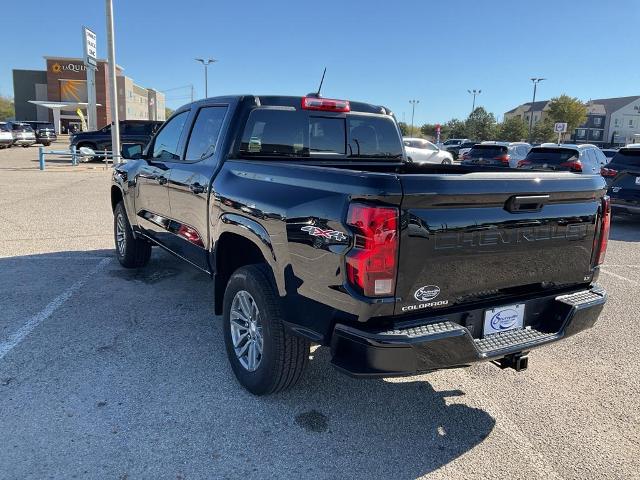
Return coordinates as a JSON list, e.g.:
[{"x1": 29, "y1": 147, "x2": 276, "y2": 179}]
[
  {"x1": 111, "y1": 95, "x2": 610, "y2": 395},
  {"x1": 70, "y1": 120, "x2": 162, "y2": 153}
]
